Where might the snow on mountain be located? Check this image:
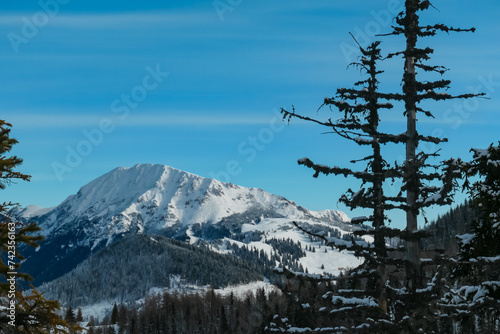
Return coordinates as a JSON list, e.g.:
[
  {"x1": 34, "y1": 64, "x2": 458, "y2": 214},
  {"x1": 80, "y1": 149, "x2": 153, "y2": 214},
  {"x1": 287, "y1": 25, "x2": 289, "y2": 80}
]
[
  {"x1": 14, "y1": 205, "x2": 53, "y2": 219},
  {"x1": 29, "y1": 164, "x2": 349, "y2": 248},
  {"x1": 238, "y1": 218, "x2": 363, "y2": 276},
  {"x1": 310, "y1": 209, "x2": 350, "y2": 223}
]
